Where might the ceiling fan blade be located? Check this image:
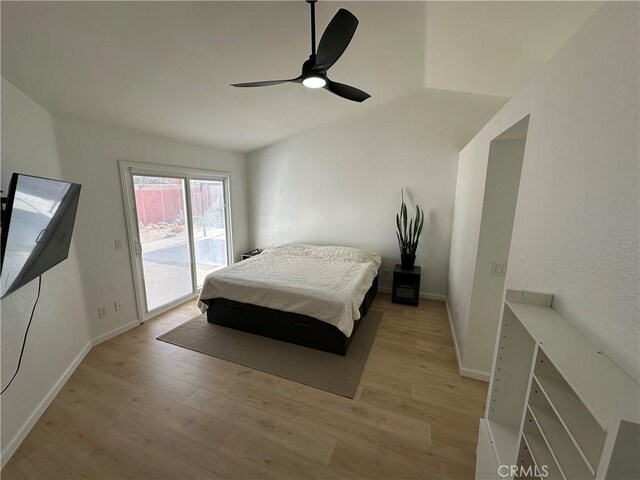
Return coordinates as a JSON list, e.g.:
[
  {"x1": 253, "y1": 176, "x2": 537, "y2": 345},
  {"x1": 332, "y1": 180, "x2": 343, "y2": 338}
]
[
  {"x1": 314, "y1": 9, "x2": 358, "y2": 71},
  {"x1": 231, "y1": 77, "x2": 301, "y2": 87},
  {"x1": 325, "y1": 79, "x2": 370, "y2": 103}
]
